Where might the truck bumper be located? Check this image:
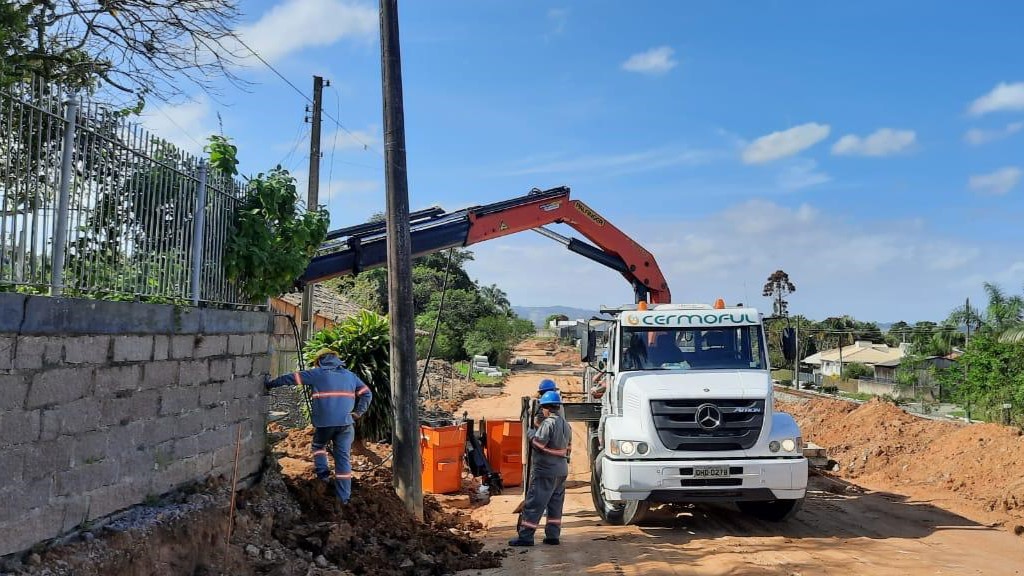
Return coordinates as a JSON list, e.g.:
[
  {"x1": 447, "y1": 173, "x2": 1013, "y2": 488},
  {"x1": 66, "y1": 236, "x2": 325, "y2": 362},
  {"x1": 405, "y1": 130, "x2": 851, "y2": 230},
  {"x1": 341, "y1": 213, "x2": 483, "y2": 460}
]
[{"x1": 600, "y1": 456, "x2": 807, "y2": 503}]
